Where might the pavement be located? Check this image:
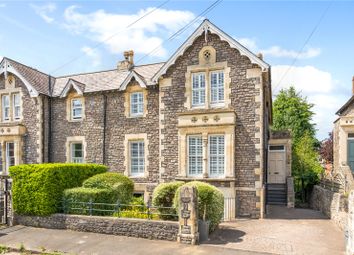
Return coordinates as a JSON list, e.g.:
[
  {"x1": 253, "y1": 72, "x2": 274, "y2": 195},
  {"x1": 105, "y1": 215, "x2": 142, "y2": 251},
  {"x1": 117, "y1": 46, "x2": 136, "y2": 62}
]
[{"x1": 0, "y1": 206, "x2": 346, "y2": 255}]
